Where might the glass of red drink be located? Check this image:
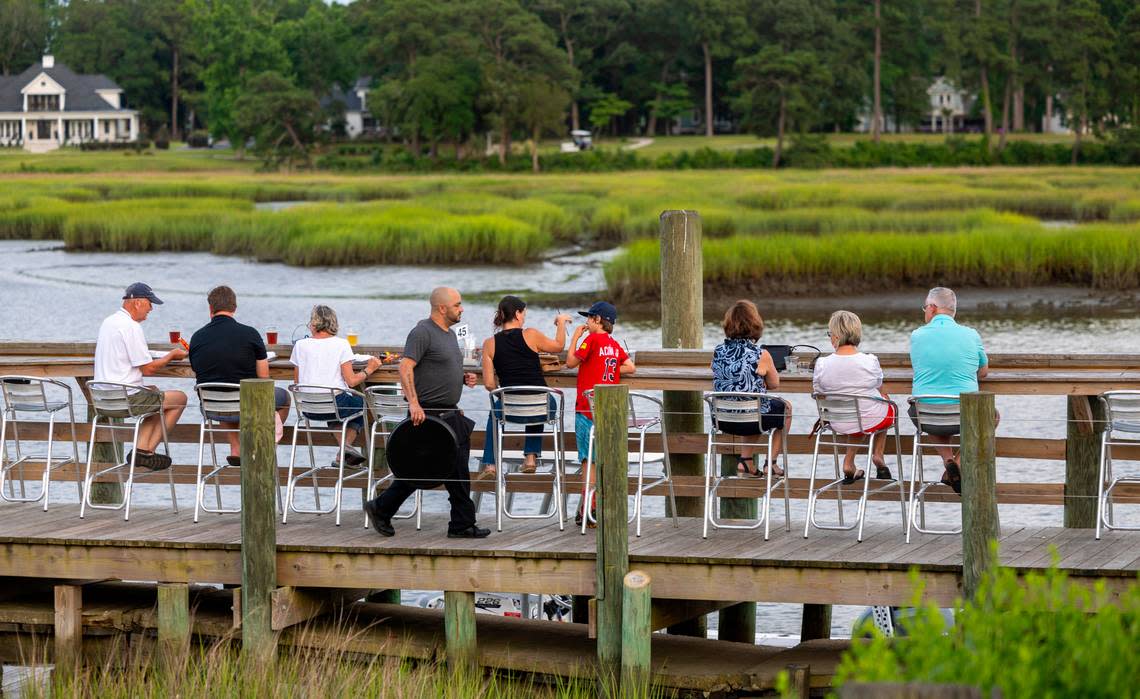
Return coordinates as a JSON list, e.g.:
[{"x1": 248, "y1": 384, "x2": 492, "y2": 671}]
[
  {"x1": 169, "y1": 328, "x2": 181, "y2": 344},
  {"x1": 266, "y1": 326, "x2": 278, "y2": 345}
]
